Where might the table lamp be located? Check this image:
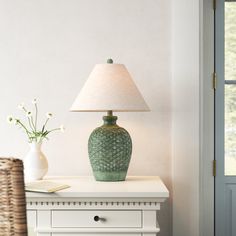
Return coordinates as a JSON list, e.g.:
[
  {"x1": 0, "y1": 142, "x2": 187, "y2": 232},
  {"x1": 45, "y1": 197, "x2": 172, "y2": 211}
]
[{"x1": 71, "y1": 59, "x2": 149, "y2": 181}]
